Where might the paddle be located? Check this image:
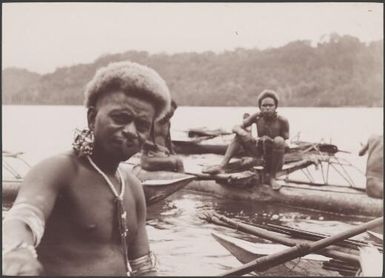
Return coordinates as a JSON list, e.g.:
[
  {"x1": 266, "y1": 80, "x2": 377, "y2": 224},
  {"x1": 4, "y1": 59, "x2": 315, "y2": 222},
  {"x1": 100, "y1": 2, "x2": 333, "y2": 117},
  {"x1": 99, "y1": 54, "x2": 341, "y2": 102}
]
[
  {"x1": 264, "y1": 223, "x2": 382, "y2": 250},
  {"x1": 220, "y1": 217, "x2": 383, "y2": 276}
]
